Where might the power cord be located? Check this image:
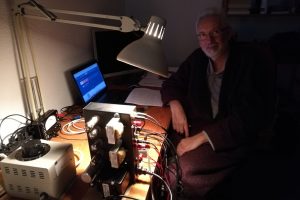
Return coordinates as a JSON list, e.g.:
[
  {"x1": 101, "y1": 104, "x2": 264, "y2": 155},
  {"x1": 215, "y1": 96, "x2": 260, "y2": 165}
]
[
  {"x1": 73, "y1": 149, "x2": 83, "y2": 168},
  {"x1": 137, "y1": 167, "x2": 173, "y2": 200},
  {"x1": 61, "y1": 118, "x2": 85, "y2": 135},
  {"x1": 105, "y1": 195, "x2": 141, "y2": 200},
  {"x1": 0, "y1": 114, "x2": 31, "y2": 149}
]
